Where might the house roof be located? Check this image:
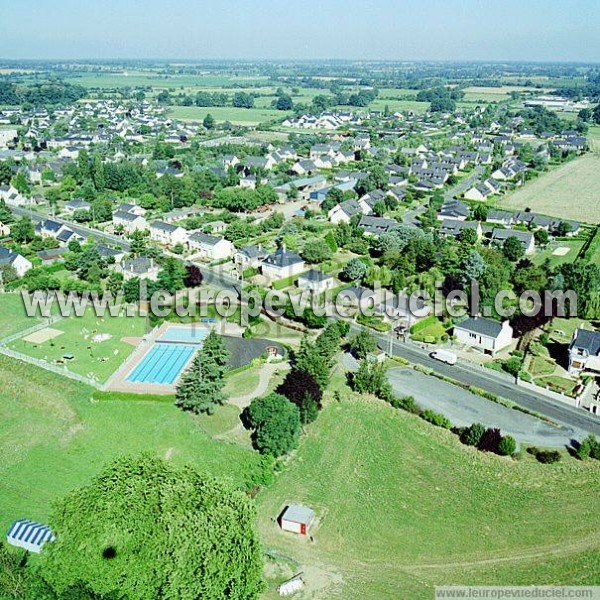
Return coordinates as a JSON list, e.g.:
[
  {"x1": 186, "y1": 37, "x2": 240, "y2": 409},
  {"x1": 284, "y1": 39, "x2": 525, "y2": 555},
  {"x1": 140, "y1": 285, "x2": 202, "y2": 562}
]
[
  {"x1": 571, "y1": 328, "x2": 600, "y2": 356},
  {"x1": 262, "y1": 247, "x2": 303, "y2": 268},
  {"x1": 0, "y1": 247, "x2": 23, "y2": 266},
  {"x1": 455, "y1": 317, "x2": 504, "y2": 338},
  {"x1": 281, "y1": 504, "x2": 315, "y2": 525},
  {"x1": 299, "y1": 268, "x2": 331, "y2": 283},
  {"x1": 122, "y1": 257, "x2": 155, "y2": 273},
  {"x1": 189, "y1": 232, "x2": 224, "y2": 246}
]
